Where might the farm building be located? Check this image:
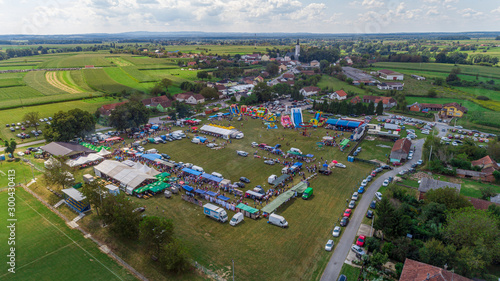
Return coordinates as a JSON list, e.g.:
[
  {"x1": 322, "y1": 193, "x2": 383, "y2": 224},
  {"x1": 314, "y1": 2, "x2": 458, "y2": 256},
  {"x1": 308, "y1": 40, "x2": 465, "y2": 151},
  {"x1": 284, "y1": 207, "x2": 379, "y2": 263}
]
[
  {"x1": 342, "y1": 66, "x2": 377, "y2": 85},
  {"x1": 377, "y1": 69, "x2": 404, "y2": 80},
  {"x1": 299, "y1": 86, "x2": 321, "y2": 97},
  {"x1": 41, "y1": 142, "x2": 95, "y2": 158},
  {"x1": 98, "y1": 101, "x2": 129, "y2": 116},
  {"x1": 377, "y1": 82, "x2": 404, "y2": 90},
  {"x1": 399, "y1": 258, "x2": 472, "y2": 281},
  {"x1": 417, "y1": 178, "x2": 461, "y2": 200},
  {"x1": 329, "y1": 90, "x2": 348, "y2": 101},
  {"x1": 94, "y1": 160, "x2": 159, "y2": 194},
  {"x1": 389, "y1": 138, "x2": 412, "y2": 163}
]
